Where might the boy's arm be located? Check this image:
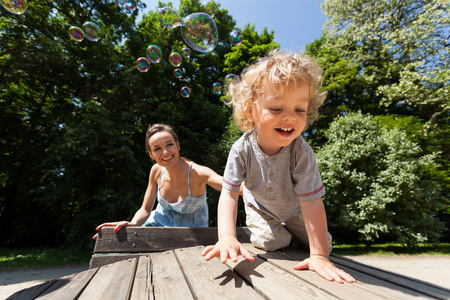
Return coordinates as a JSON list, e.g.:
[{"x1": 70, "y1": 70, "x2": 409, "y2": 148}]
[
  {"x1": 296, "y1": 198, "x2": 356, "y2": 283},
  {"x1": 201, "y1": 188, "x2": 254, "y2": 263}
]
